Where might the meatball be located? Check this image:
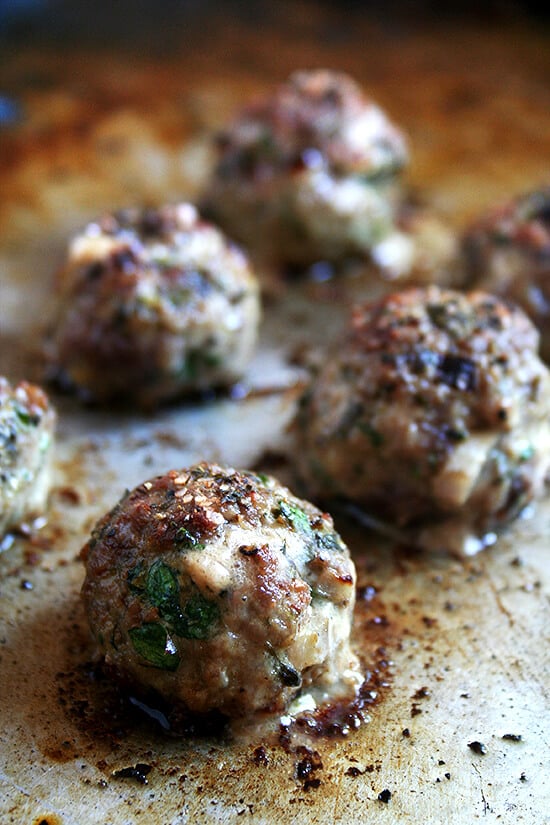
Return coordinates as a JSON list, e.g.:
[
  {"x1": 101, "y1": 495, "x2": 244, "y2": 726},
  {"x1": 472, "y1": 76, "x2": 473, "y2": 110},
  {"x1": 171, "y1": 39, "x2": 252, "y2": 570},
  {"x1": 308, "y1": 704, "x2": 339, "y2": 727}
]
[
  {"x1": 202, "y1": 69, "x2": 408, "y2": 268},
  {"x1": 0, "y1": 377, "x2": 55, "y2": 536},
  {"x1": 462, "y1": 186, "x2": 550, "y2": 360},
  {"x1": 294, "y1": 286, "x2": 550, "y2": 550},
  {"x1": 81, "y1": 463, "x2": 361, "y2": 717},
  {"x1": 49, "y1": 203, "x2": 260, "y2": 406},
  {"x1": 368, "y1": 204, "x2": 461, "y2": 287}
]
